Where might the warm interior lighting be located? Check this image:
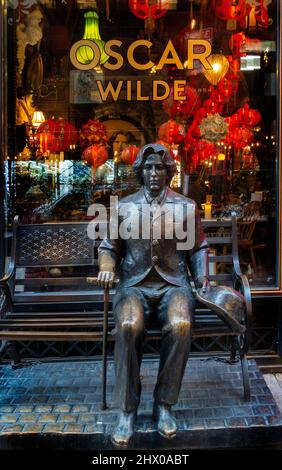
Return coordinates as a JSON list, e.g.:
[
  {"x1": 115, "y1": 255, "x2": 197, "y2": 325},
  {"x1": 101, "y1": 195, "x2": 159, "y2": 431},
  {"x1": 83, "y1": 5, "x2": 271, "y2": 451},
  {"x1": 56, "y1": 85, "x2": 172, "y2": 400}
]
[
  {"x1": 203, "y1": 54, "x2": 229, "y2": 86},
  {"x1": 32, "y1": 111, "x2": 45, "y2": 128}
]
